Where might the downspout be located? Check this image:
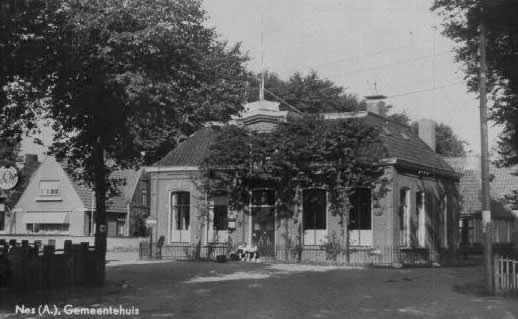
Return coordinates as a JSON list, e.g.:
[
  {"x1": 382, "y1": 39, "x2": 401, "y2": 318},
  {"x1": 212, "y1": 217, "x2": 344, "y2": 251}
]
[
  {"x1": 126, "y1": 203, "x2": 130, "y2": 237},
  {"x1": 90, "y1": 191, "x2": 95, "y2": 236}
]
